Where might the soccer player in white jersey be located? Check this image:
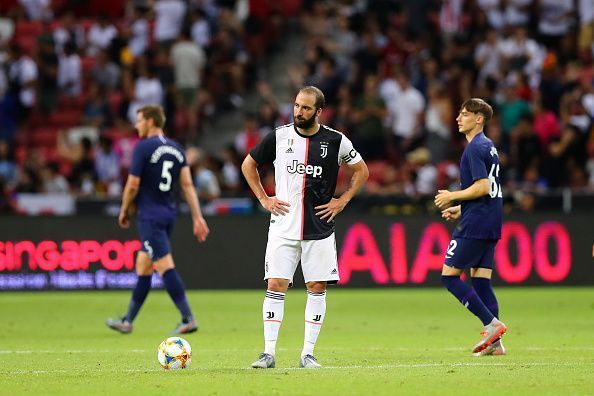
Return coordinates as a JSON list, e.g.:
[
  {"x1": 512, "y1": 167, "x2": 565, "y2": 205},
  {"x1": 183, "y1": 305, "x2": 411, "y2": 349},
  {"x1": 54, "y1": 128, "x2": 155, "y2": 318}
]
[{"x1": 242, "y1": 86, "x2": 369, "y2": 369}]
